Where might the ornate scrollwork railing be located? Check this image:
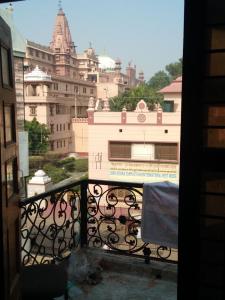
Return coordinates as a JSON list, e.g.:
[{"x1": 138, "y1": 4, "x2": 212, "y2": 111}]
[
  {"x1": 86, "y1": 180, "x2": 177, "y2": 263},
  {"x1": 86, "y1": 181, "x2": 145, "y2": 253},
  {"x1": 20, "y1": 181, "x2": 81, "y2": 265},
  {"x1": 20, "y1": 179, "x2": 177, "y2": 266}
]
